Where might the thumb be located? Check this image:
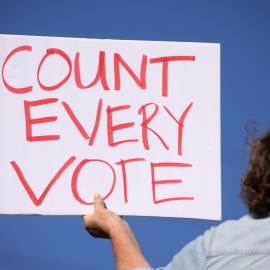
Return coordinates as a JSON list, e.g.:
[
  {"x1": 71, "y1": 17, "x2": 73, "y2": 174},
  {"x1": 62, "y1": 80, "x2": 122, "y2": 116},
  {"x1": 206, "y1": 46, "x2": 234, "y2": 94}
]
[{"x1": 93, "y1": 193, "x2": 104, "y2": 210}]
